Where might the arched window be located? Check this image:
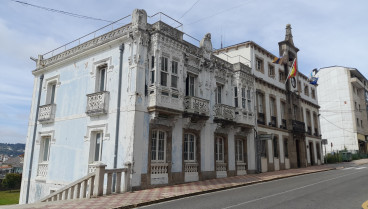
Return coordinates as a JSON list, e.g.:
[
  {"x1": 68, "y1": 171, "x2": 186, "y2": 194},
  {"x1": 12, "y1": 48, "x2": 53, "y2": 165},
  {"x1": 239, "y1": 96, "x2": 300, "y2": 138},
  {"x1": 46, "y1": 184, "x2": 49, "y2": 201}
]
[
  {"x1": 151, "y1": 130, "x2": 166, "y2": 162},
  {"x1": 184, "y1": 133, "x2": 196, "y2": 162},
  {"x1": 215, "y1": 137, "x2": 225, "y2": 162}
]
